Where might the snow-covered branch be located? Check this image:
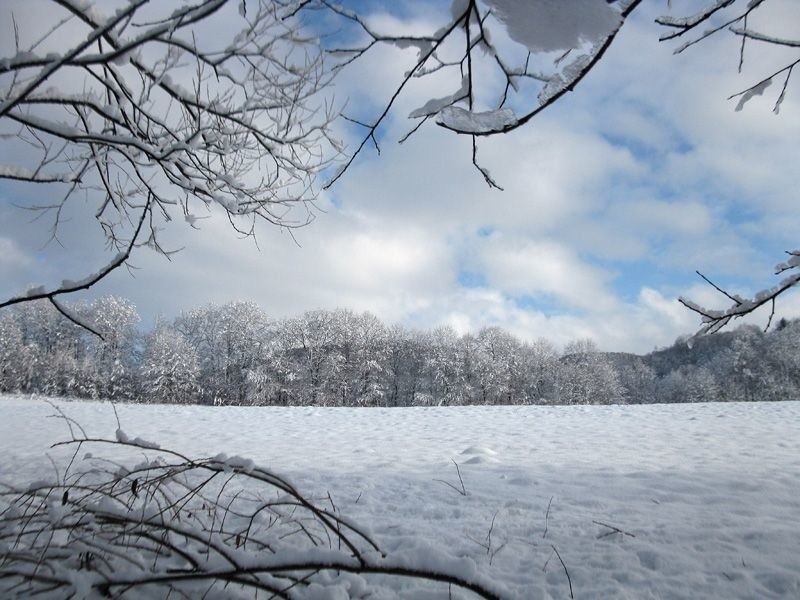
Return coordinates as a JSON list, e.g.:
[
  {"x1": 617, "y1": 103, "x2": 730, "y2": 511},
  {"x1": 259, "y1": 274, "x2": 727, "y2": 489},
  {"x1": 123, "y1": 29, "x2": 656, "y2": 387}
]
[
  {"x1": 654, "y1": 1, "x2": 800, "y2": 329},
  {"x1": 679, "y1": 250, "x2": 800, "y2": 335},
  {"x1": 0, "y1": 201, "x2": 150, "y2": 339},
  {"x1": 730, "y1": 27, "x2": 800, "y2": 48},
  {"x1": 320, "y1": 0, "x2": 642, "y2": 188},
  {"x1": 0, "y1": 0, "x2": 339, "y2": 329},
  {"x1": 657, "y1": 0, "x2": 798, "y2": 113}
]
